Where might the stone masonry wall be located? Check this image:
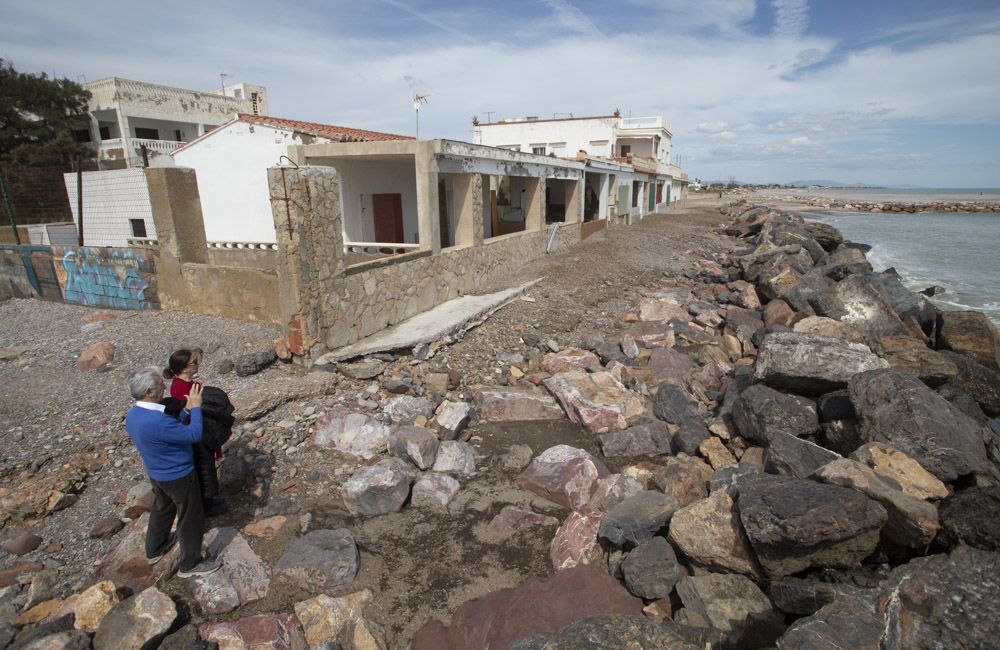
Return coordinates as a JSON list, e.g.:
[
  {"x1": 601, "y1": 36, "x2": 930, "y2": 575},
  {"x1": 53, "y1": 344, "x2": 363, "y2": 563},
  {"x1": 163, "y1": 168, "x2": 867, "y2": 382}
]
[{"x1": 269, "y1": 165, "x2": 583, "y2": 359}]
